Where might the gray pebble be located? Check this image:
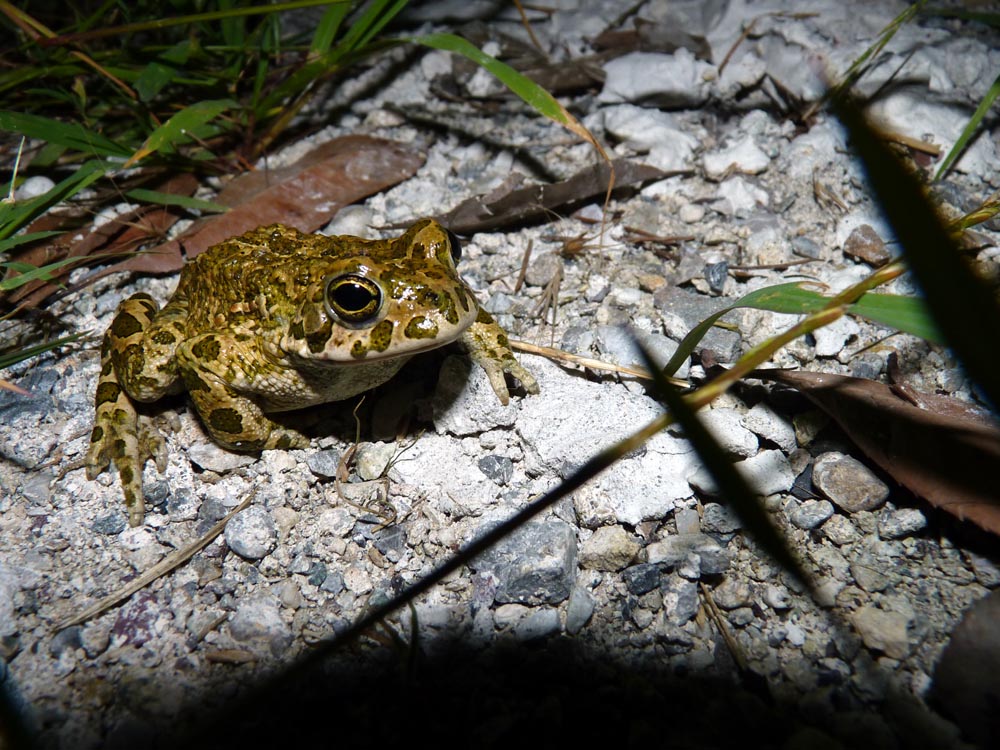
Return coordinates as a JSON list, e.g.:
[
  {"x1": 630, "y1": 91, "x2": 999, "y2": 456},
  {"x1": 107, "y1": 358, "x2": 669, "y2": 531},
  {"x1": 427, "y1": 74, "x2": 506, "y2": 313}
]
[
  {"x1": 92, "y1": 511, "x2": 127, "y2": 536},
  {"x1": 187, "y1": 441, "x2": 256, "y2": 473},
  {"x1": 661, "y1": 575, "x2": 699, "y2": 625},
  {"x1": 49, "y1": 626, "x2": 82, "y2": 657},
  {"x1": 703, "y1": 261, "x2": 728, "y2": 294},
  {"x1": 305, "y1": 449, "x2": 341, "y2": 478},
  {"x1": 763, "y1": 584, "x2": 791, "y2": 610},
  {"x1": 701, "y1": 502, "x2": 741, "y2": 533},
  {"x1": 878, "y1": 507, "x2": 927, "y2": 539},
  {"x1": 321, "y1": 571, "x2": 345, "y2": 596},
  {"x1": 674, "y1": 507, "x2": 701, "y2": 535},
  {"x1": 472, "y1": 518, "x2": 577, "y2": 605},
  {"x1": 712, "y1": 578, "x2": 752, "y2": 610},
  {"x1": 813, "y1": 453, "x2": 889, "y2": 513},
  {"x1": 792, "y1": 236, "x2": 824, "y2": 259},
  {"x1": 224, "y1": 506, "x2": 277, "y2": 560},
  {"x1": 477, "y1": 455, "x2": 514, "y2": 485},
  {"x1": 790, "y1": 499, "x2": 834, "y2": 530},
  {"x1": 623, "y1": 563, "x2": 662, "y2": 595},
  {"x1": 512, "y1": 607, "x2": 561, "y2": 641},
  {"x1": 565, "y1": 586, "x2": 595, "y2": 634},
  {"x1": 851, "y1": 605, "x2": 911, "y2": 659},
  {"x1": 229, "y1": 594, "x2": 291, "y2": 656},
  {"x1": 821, "y1": 515, "x2": 859, "y2": 545},
  {"x1": 728, "y1": 607, "x2": 755, "y2": 627}
]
